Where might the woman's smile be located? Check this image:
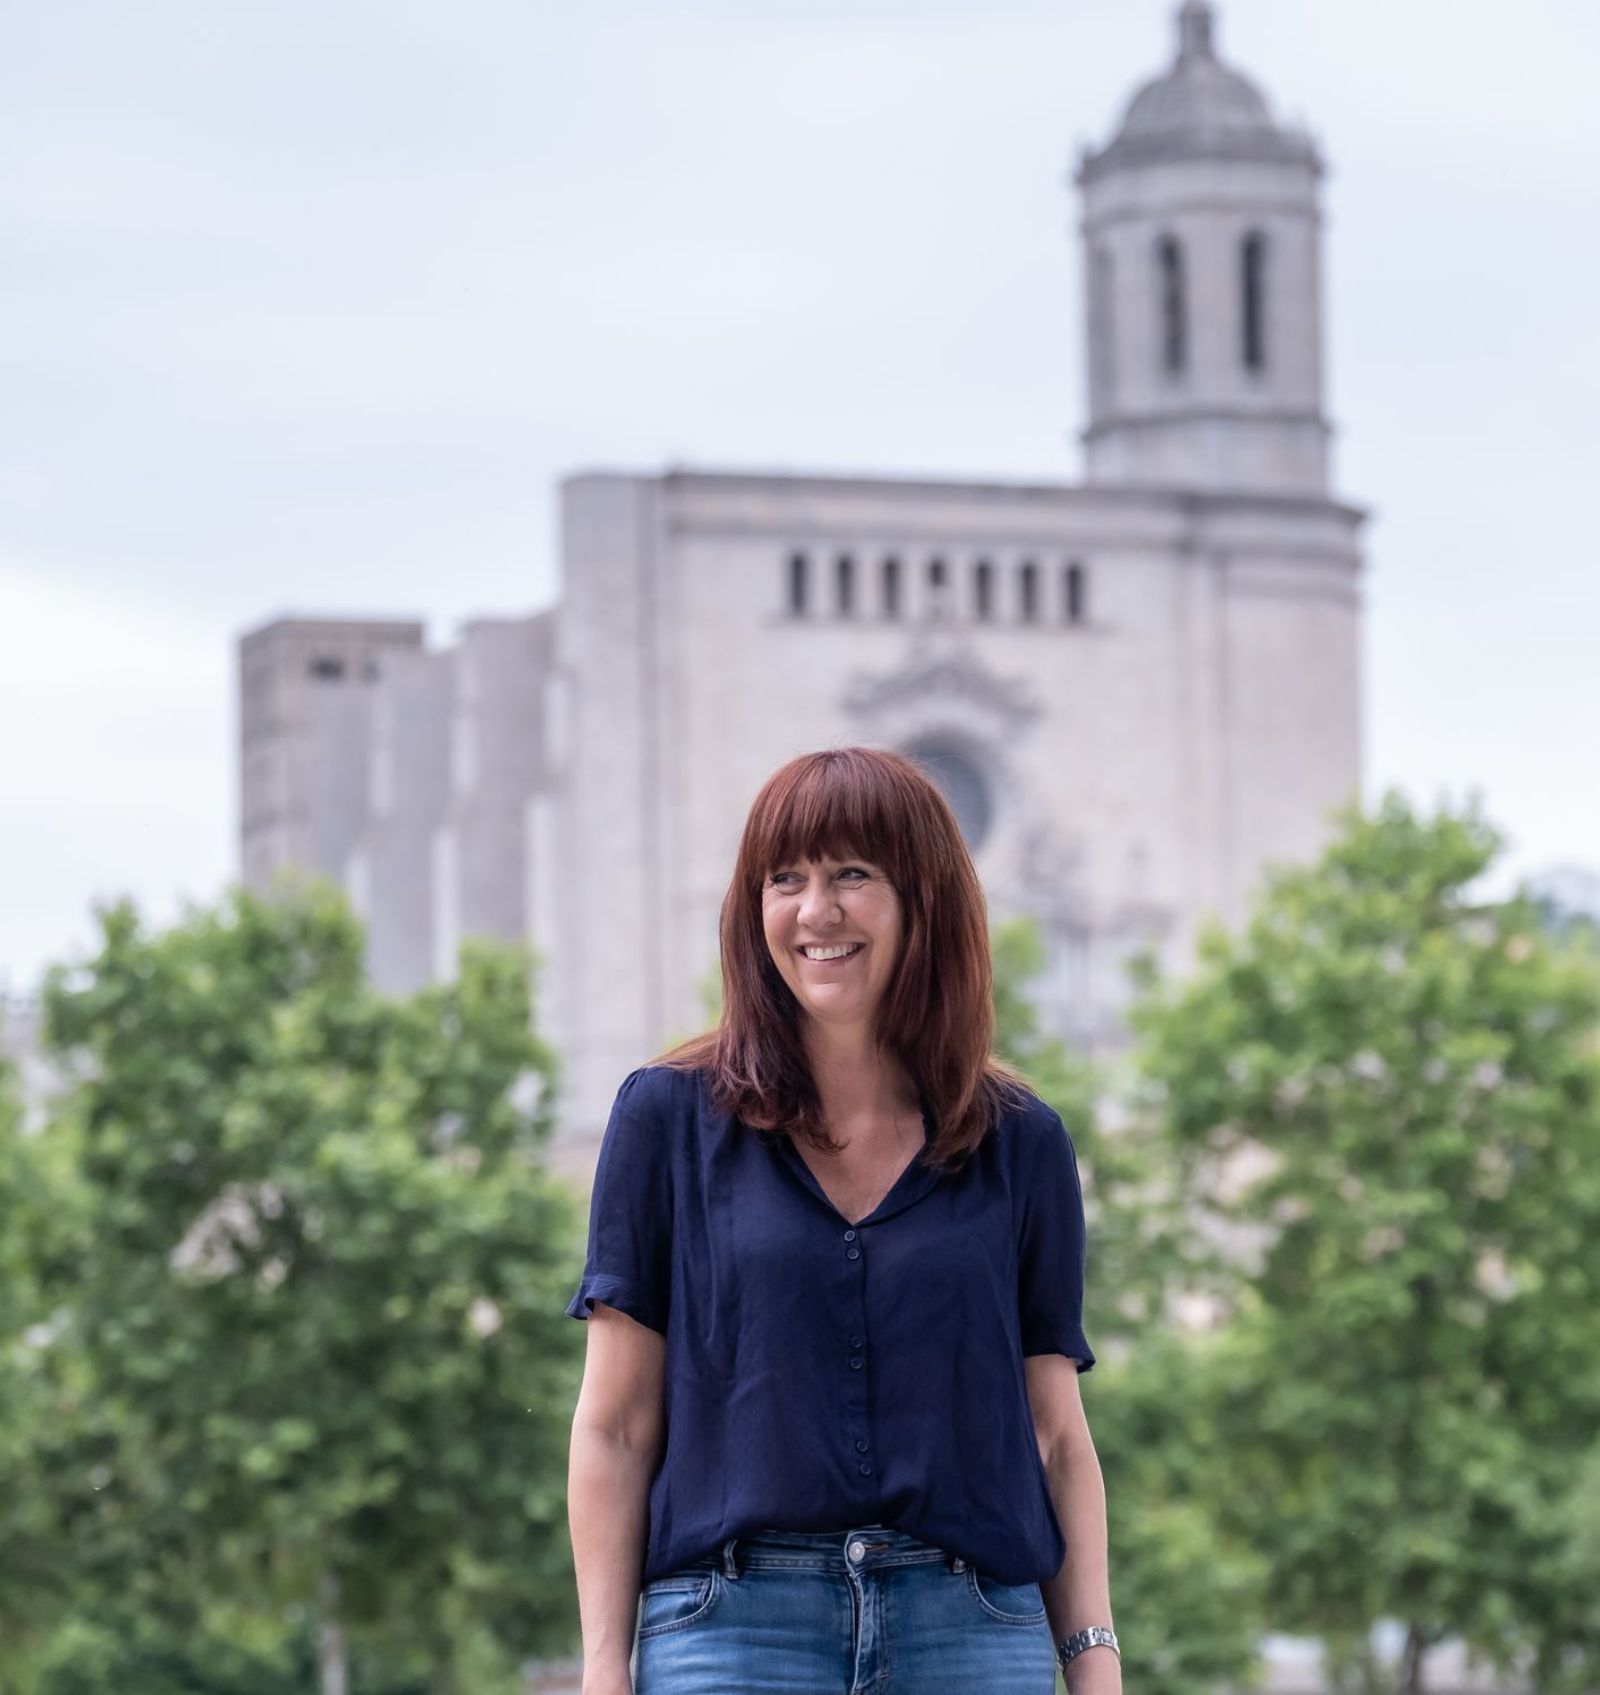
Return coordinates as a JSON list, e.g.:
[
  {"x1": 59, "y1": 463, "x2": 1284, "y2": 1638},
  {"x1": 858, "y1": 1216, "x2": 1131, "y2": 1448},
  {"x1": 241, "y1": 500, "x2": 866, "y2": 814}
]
[{"x1": 798, "y1": 942, "x2": 865, "y2": 965}]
